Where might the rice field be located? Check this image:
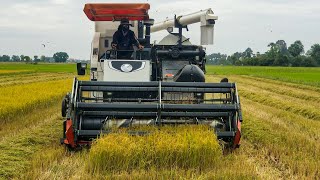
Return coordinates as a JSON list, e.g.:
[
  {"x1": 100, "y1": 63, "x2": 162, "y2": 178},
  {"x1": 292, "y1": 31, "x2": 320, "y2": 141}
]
[
  {"x1": 0, "y1": 62, "x2": 76, "y2": 74},
  {"x1": 0, "y1": 63, "x2": 320, "y2": 179},
  {"x1": 206, "y1": 66, "x2": 320, "y2": 87}
]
